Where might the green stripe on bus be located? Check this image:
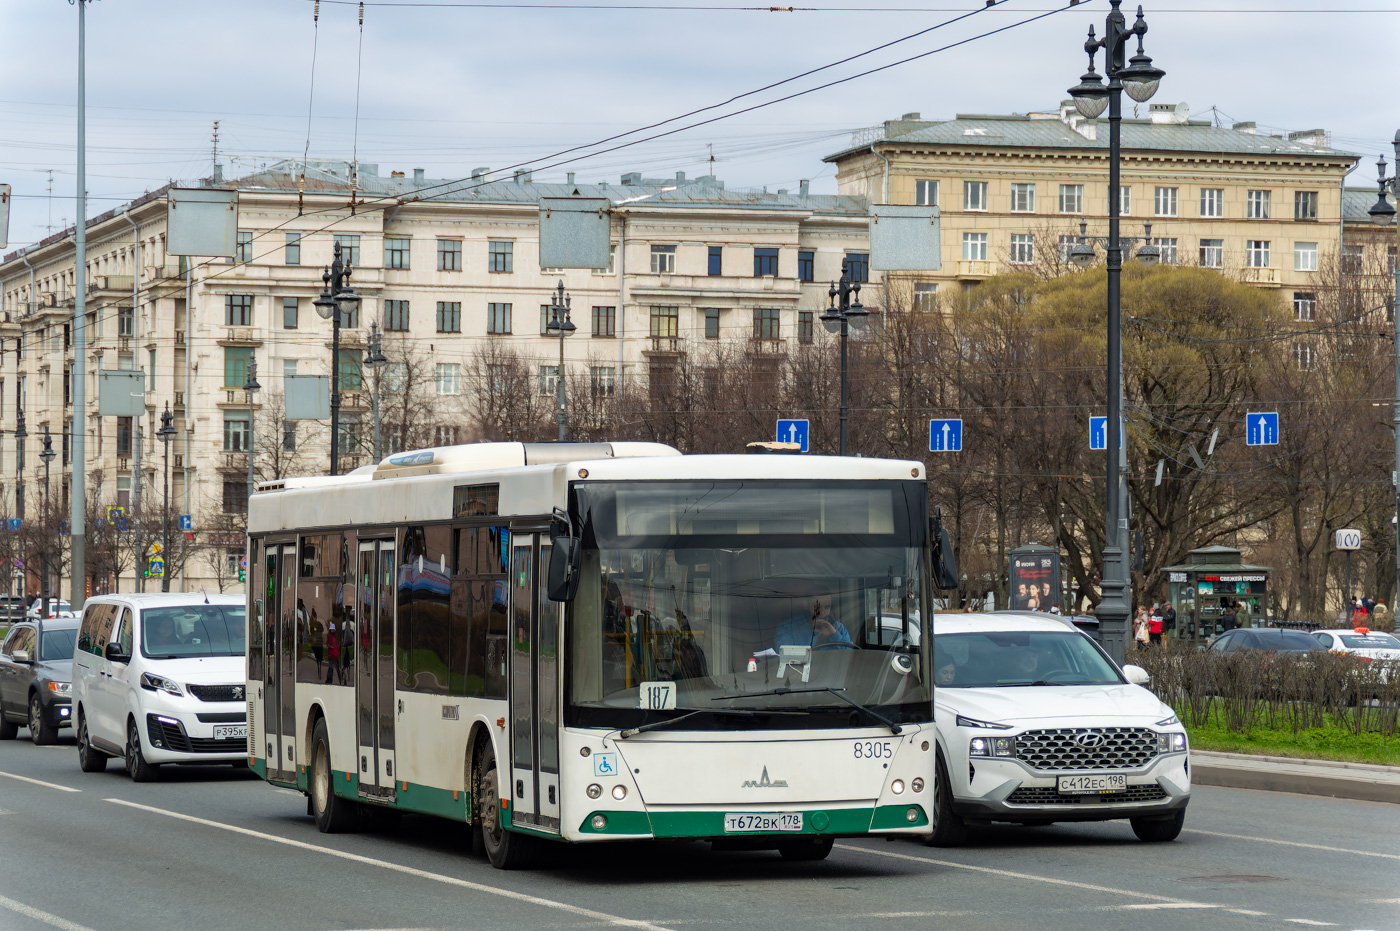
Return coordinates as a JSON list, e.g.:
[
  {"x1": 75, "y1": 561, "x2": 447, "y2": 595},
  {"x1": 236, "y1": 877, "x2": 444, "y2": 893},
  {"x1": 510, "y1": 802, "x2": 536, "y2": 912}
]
[
  {"x1": 577, "y1": 806, "x2": 925, "y2": 838},
  {"x1": 870, "y1": 803, "x2": 928, "y2": 830}
]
